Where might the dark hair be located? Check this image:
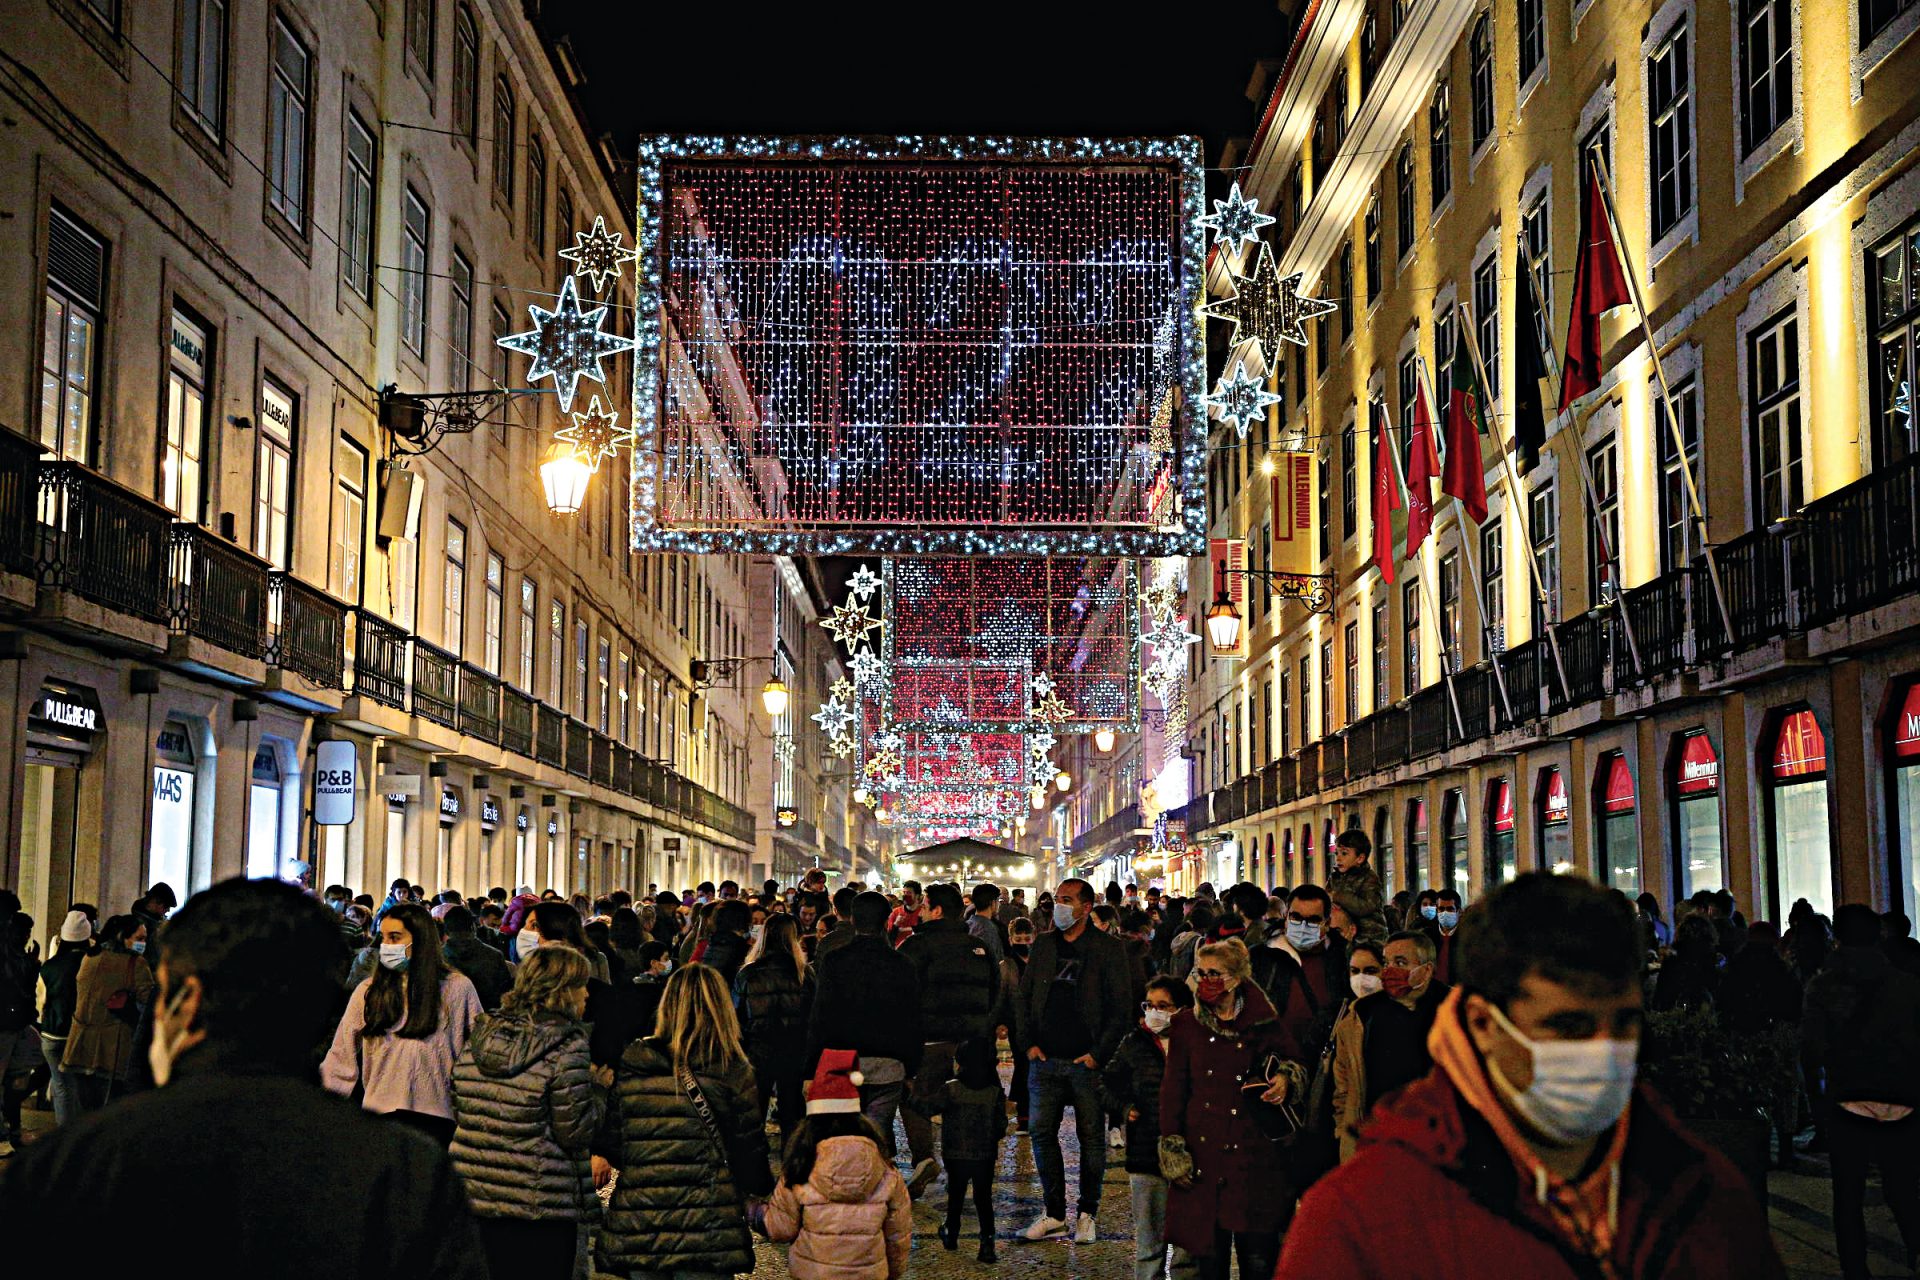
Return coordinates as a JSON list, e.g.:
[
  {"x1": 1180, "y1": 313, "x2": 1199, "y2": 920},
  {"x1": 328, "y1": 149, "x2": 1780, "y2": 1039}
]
[
  {"x1": 1121, "y1": 907, "x2": 1152, "y2": 934},
  {"x1": 925, "y1": 882, "x2": 964, "y2": 918},
  {"x1": 954, "y1": 1036, "x2": 999, "y2": 1087},
  {"x1": 851, "y1": 891, "x2": 891, "y2": 933},
  {"x1": 152, "y1": 879, "x2": 348, "y2": 1068},
  {"x1": 714, "y1": 899, "x2": 753, "y2": 935},
  {"x1": 970, "y1": 882, "x2": 1001, "y2": 911},
  {"x1": 1057, "y1": 877, "x2": 1093, "y2": 905},
  {"x1": 583, "y1": 918, "x2": 618, "y2": 959},
  {"x1": 1091, "y1": 903, "x2": 1118, "y2": 927},
  {"x1": 1887, "y1": 909, "x2": 1916, "y2": 940},
  {"x1": 362, "y1": 902, "x2": 450, "y2": 1040},
  {"x1": 1185, "y1": 905, "x2": 1217, "y2": 935},
  {"x1": 1349, "y1": 939, "x2": 1386, "y2": 966},
  {"x1": 781, "y1": 1110, "x2": 889, "y2": 1186},
  {"x1": 1146, "y1": 974, "x2": 1194, "y2": 1007},
  {"x1": 610, "y1": 907, "x2": 645, "y2": 949},
  {"x1": 698, "y1": 881, "x2": 716, "y2": 895},
  {"x1": 1635, "y1": 892, "x2": 1664, "y2": 921},
  {"x1": 1335, "y1": 829, "x2": 1372, "y2": 858},
  {"x1": 832, "y1": 886, "x2": 858, "y2": 916},
  {"x1": 442, "y1": 905, "x2": 476, "y2": 934},
  {"x1": 1436, "y1": 889, "x2": 1462, "y2": 909},
  {"x1": 1386, "y1": 928, "x2": 1437, "y2": 965},
  {"x1": 1415, "y1": 888, "x2": 1439, "y2": 905},
  {"x1": 1288, "y1": 883, "x2": 1332, "y2": 911},
  {"x1": 99, "y1": 914, "x2": 139, "y2": 947},
  {"x1": 530, "y1": 901, "x2": 593, "y2": 953},
  {"x1": 1455, "y1": 873, "x2": 1642, "y2": 1008},
  {"x1": 1673, "y1": 914, "x2": 1718, "y2": 961},
  {"x1": 901, "y1": 880, "x2": 923, "y2": 895},
  {"x1": 1836, "y1": 902, "x2": 1884, "y2": 948},
  {"x1": 479, "y1": 902, "x2": 505, "y2": 921},
  {"x1": 1229, "y1": 882, "x2": 1269, "y2": 922}
]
